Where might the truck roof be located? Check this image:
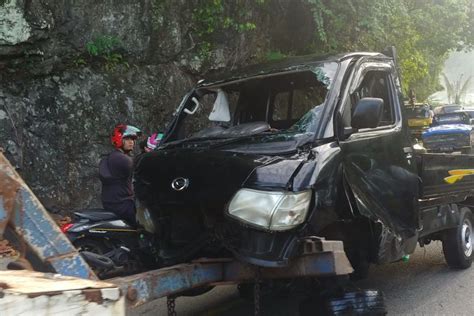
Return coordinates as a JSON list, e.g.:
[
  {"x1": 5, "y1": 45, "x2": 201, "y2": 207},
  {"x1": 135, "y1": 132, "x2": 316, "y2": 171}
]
[{"x1": 198, "y1": 52, "x2": 387, "y2": 87}]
